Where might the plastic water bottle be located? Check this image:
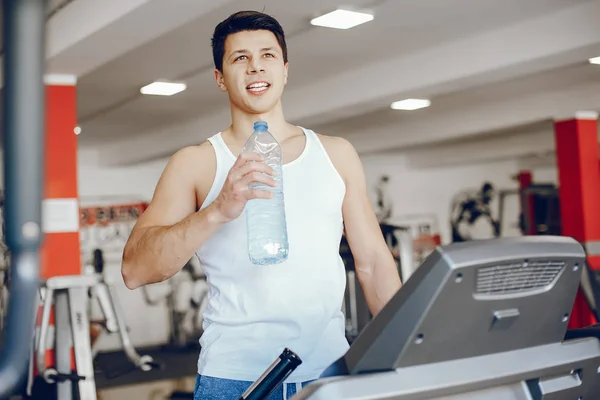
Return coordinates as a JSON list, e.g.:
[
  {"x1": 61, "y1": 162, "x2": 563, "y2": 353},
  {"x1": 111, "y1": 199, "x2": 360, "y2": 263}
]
[{"x1": 242, "y1": 121, "x2": 289, "y2": 265}]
